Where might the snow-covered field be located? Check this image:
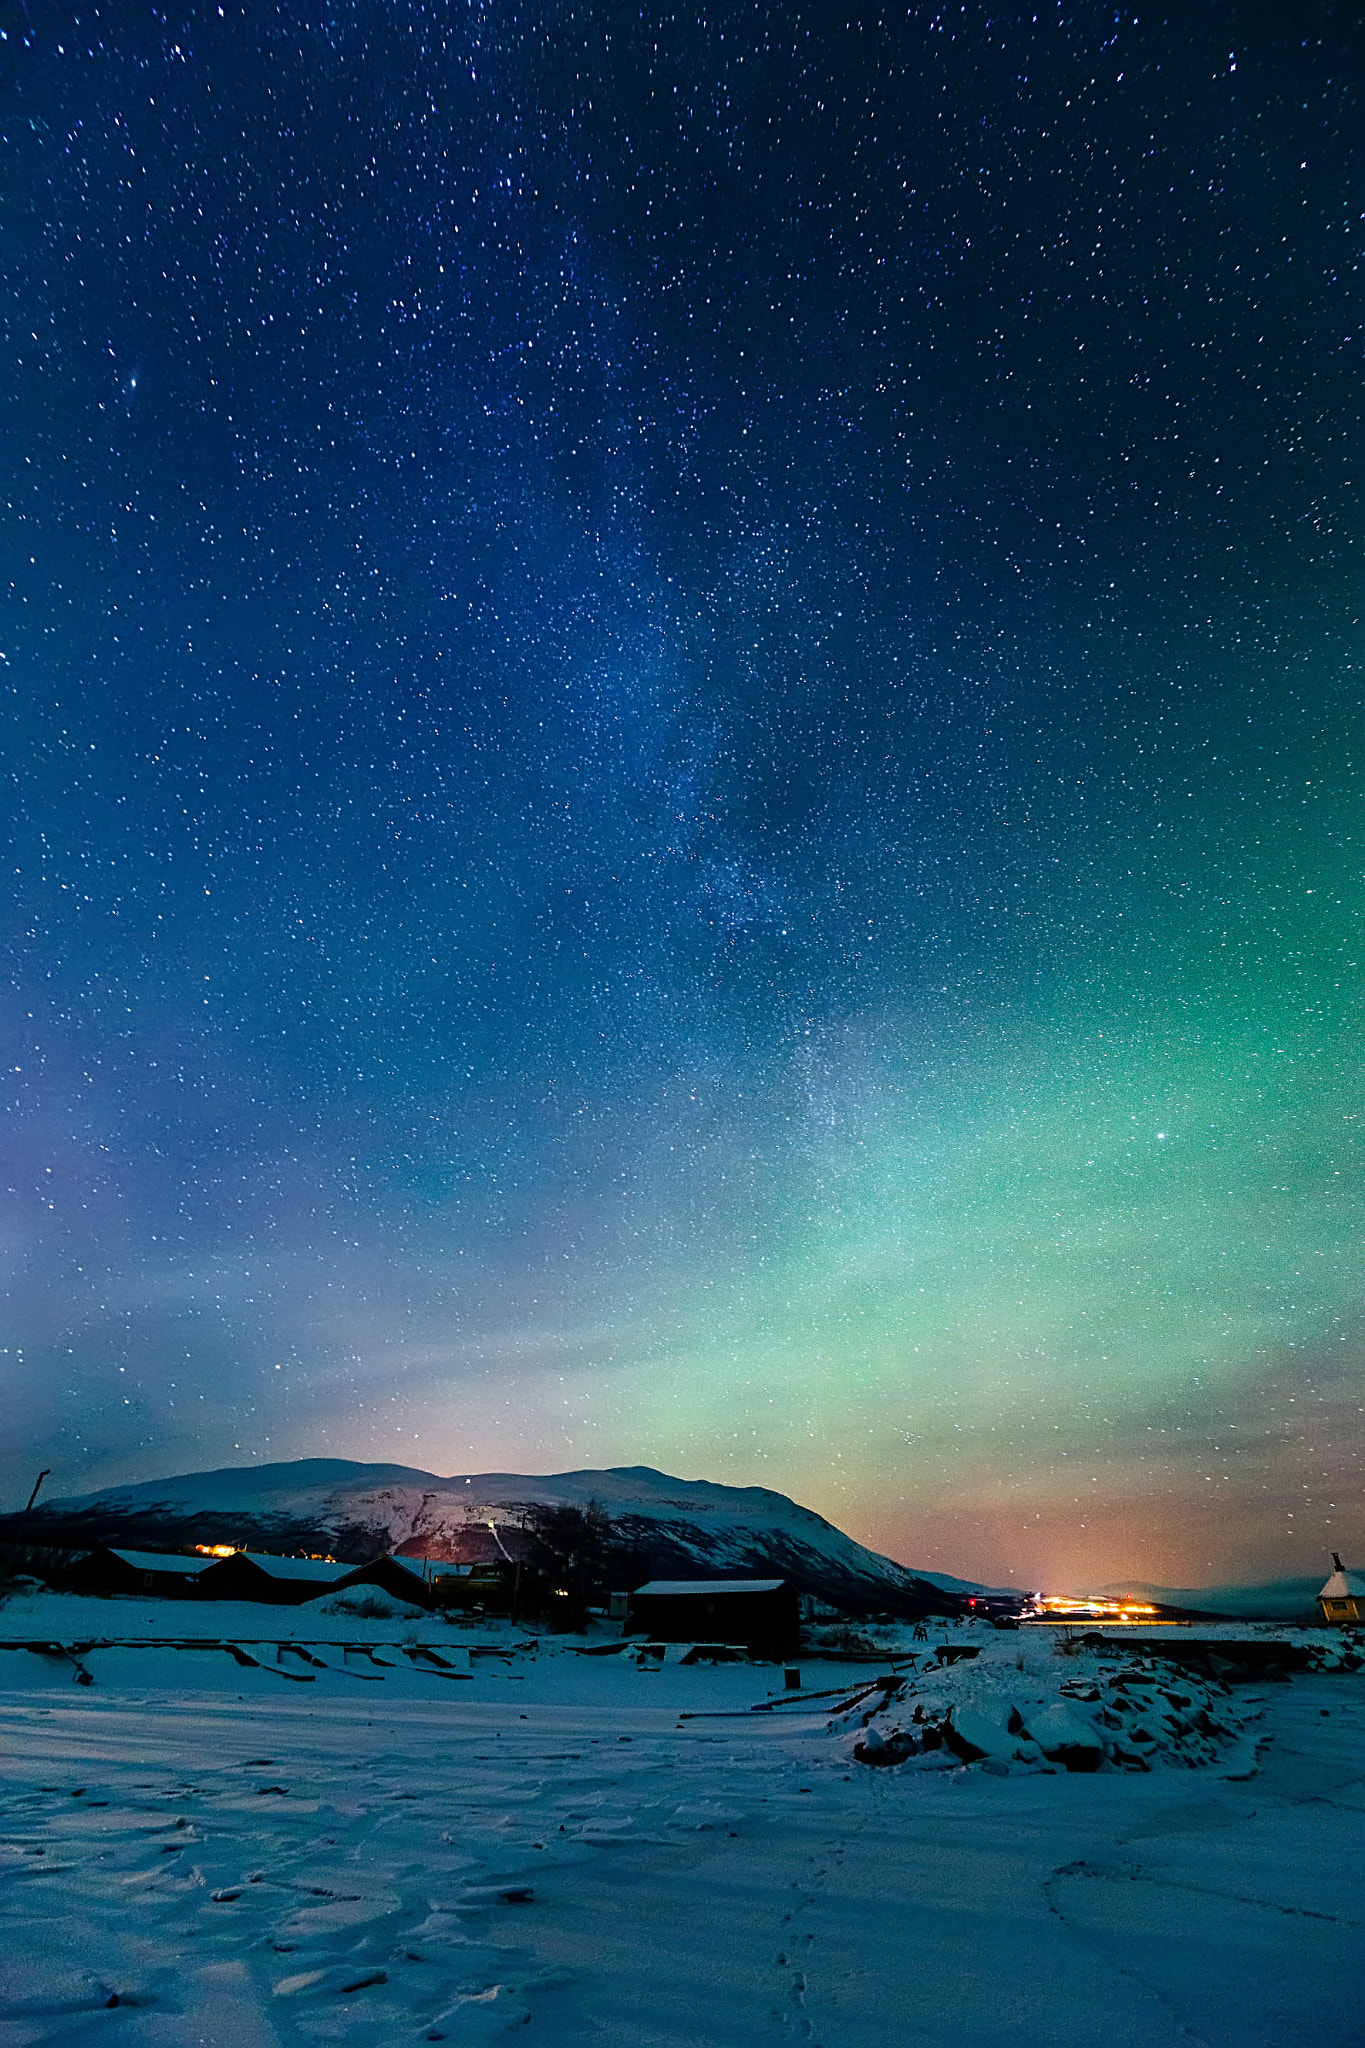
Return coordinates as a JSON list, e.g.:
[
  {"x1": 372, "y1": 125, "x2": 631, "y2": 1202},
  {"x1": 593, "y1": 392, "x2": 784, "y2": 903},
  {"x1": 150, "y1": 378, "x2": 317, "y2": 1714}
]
[{"x1": 2, "y1": 1593, "x2": 1362, "y2": 2047}]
